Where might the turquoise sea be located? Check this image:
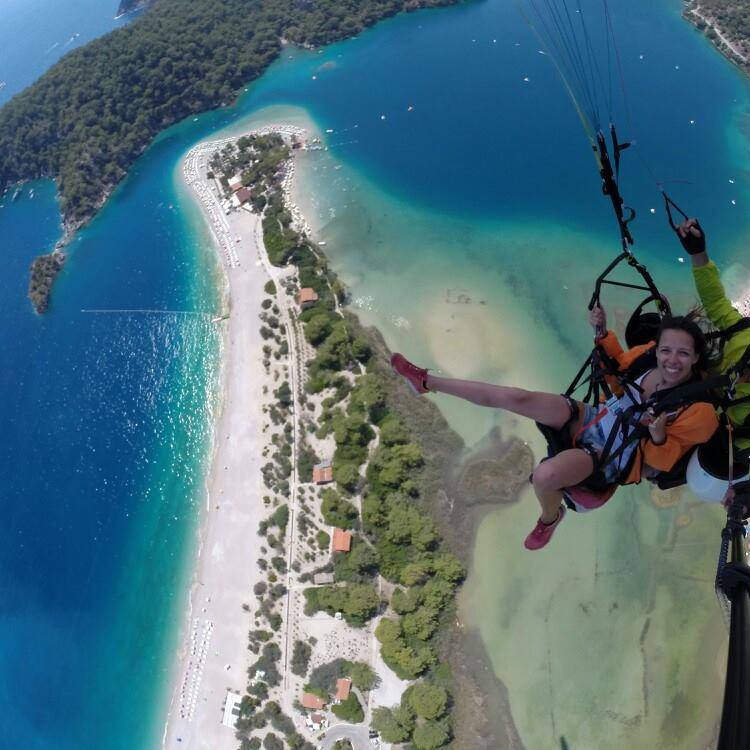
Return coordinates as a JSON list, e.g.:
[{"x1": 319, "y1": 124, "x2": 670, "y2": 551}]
[{"x1": 2, "y1": 0, "x2": 749, "y2": 748}]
